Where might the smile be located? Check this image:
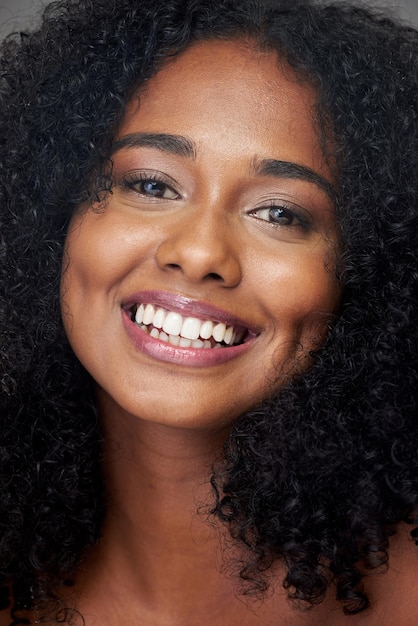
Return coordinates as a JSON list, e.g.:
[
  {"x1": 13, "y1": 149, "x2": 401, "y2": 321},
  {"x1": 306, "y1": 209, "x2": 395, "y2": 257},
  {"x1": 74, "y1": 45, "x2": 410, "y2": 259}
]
[{"x1": 130, "y1": 303, "x2": 247, "y2": 349}]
